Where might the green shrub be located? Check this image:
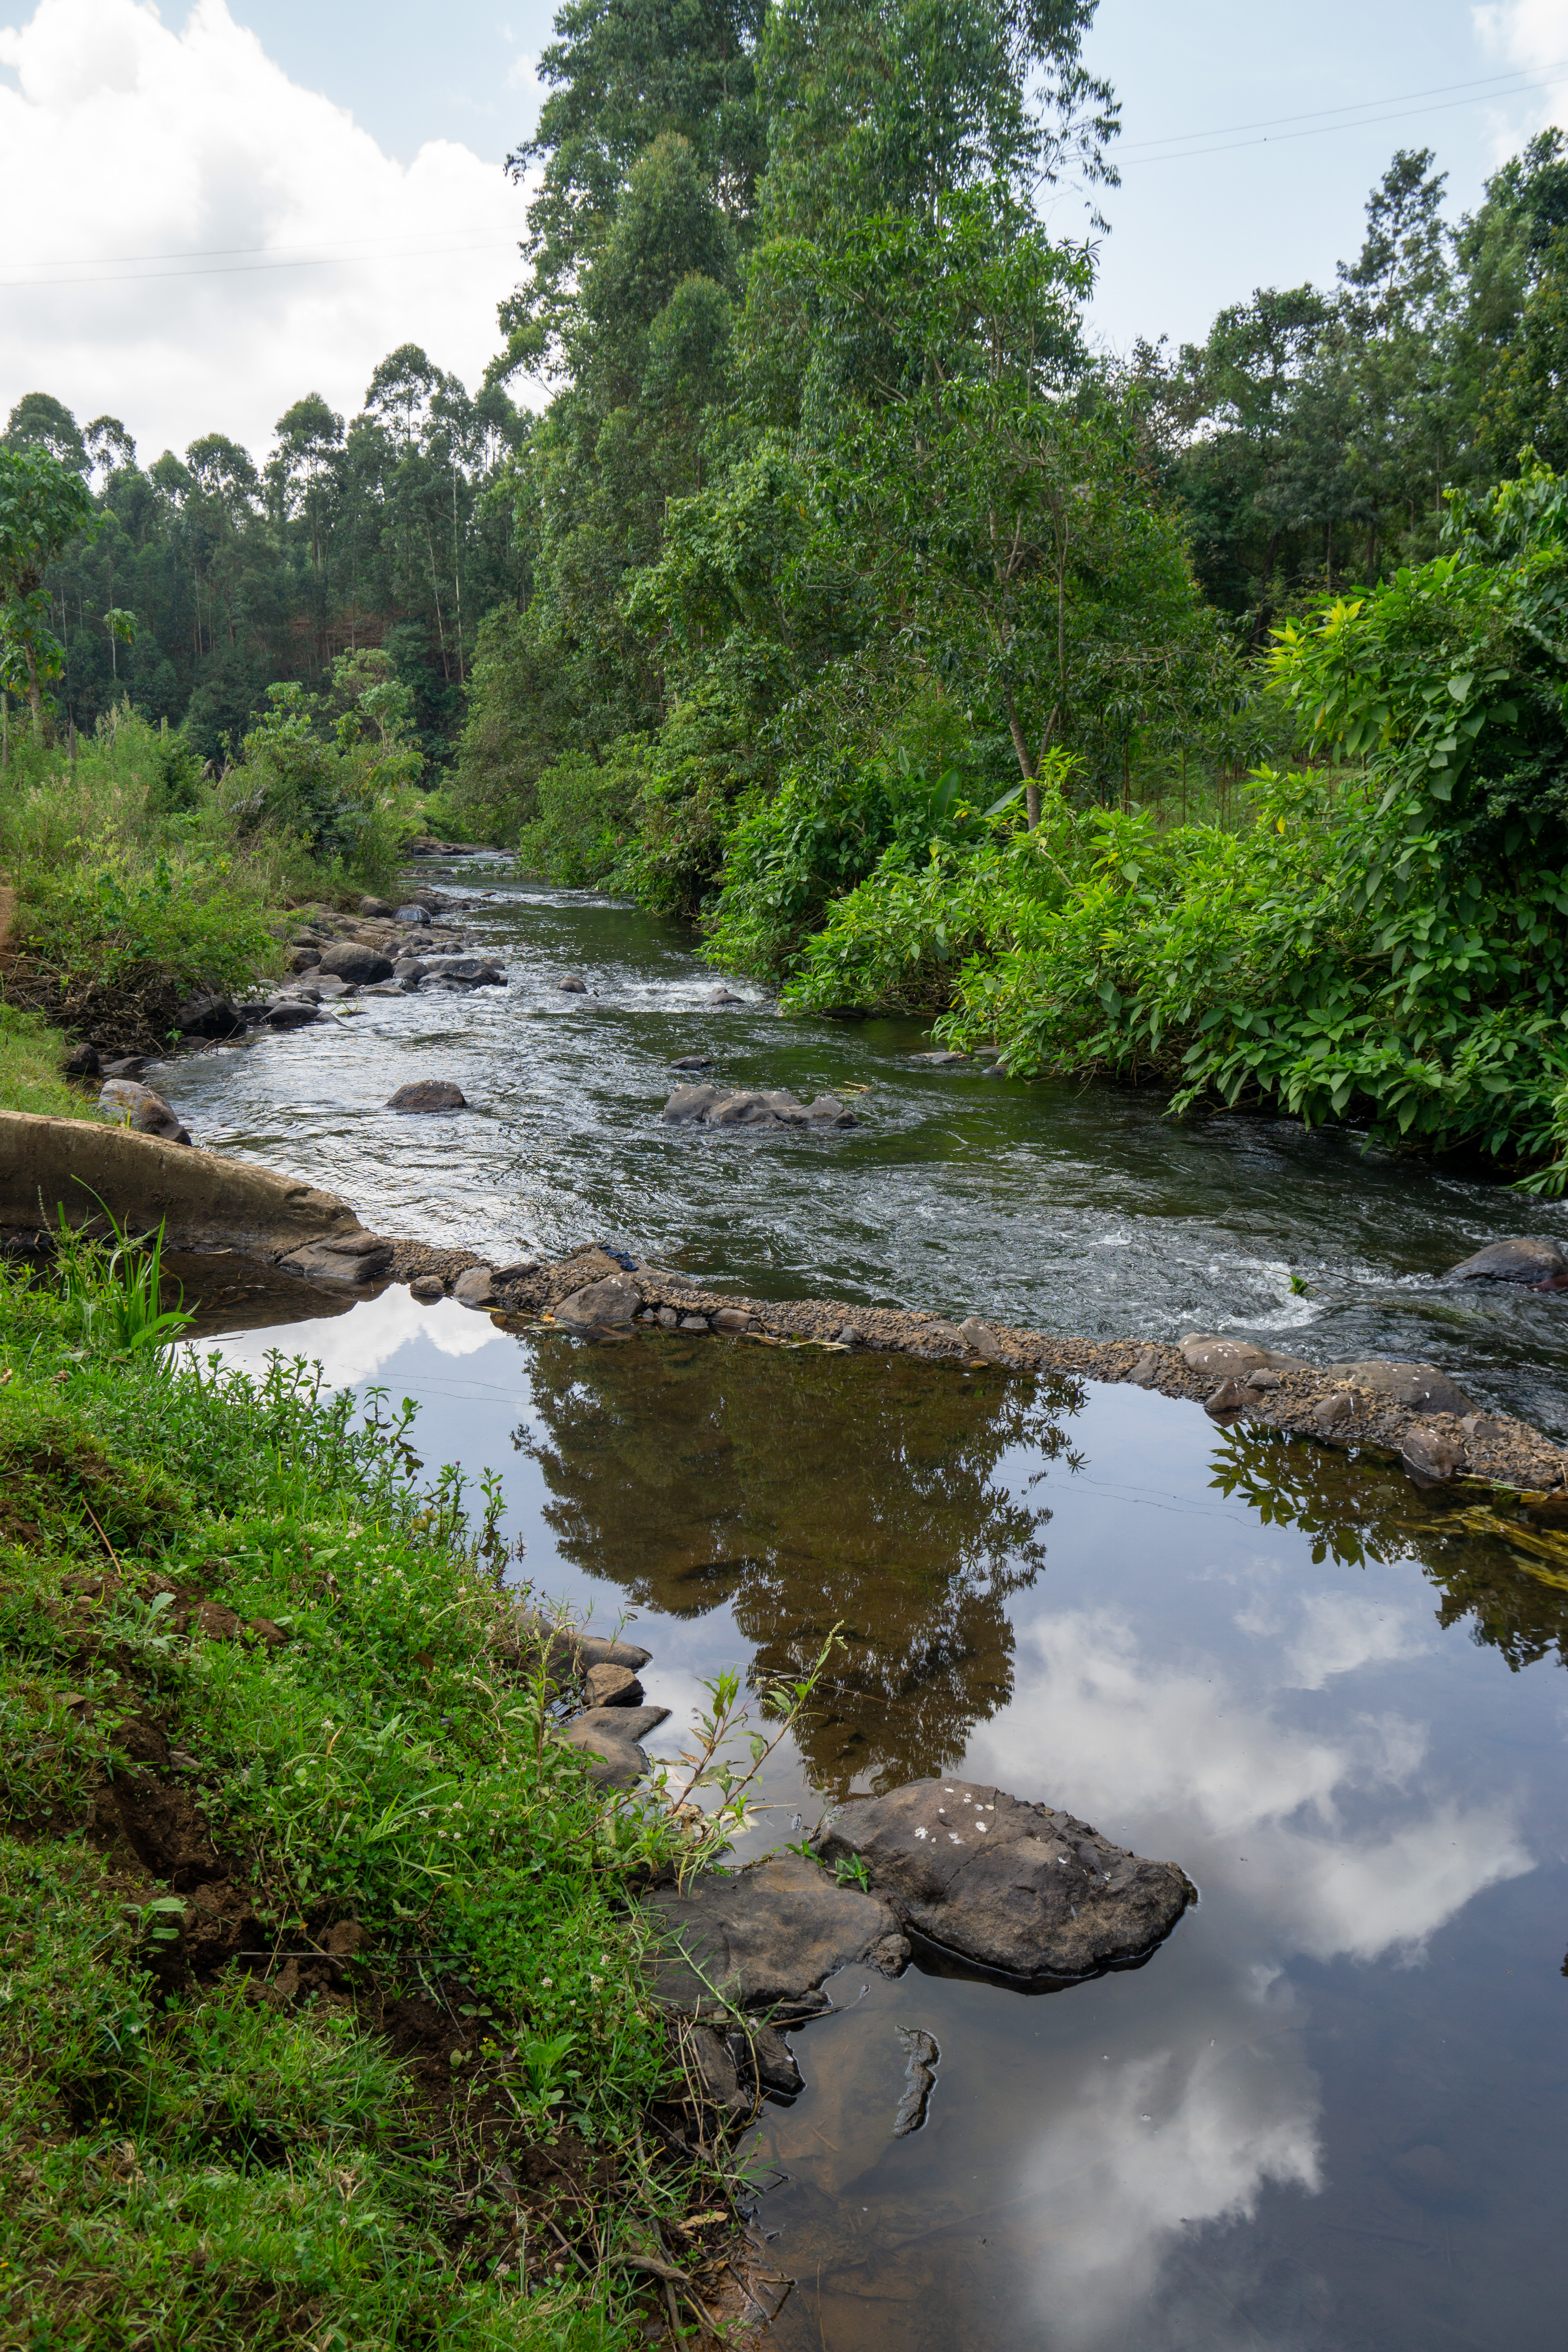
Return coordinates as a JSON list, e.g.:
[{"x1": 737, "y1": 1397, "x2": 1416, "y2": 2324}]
[
  {"x1": 0, "y1": 1001, "x2": 91, "y2": 1117},
  {"x1": 518, "y1": 743, "x2": 646, "y2": 886}
]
